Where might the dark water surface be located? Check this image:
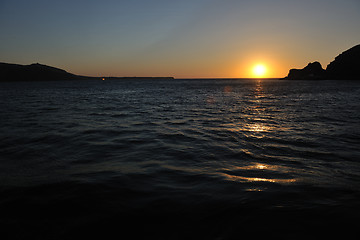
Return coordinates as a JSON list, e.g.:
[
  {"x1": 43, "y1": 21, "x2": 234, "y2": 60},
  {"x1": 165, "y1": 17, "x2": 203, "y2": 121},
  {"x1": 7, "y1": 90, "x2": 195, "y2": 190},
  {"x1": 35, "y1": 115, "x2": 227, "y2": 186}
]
[{"x1": 1, "y1": 79, "x2": 360, "y2": 239}]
